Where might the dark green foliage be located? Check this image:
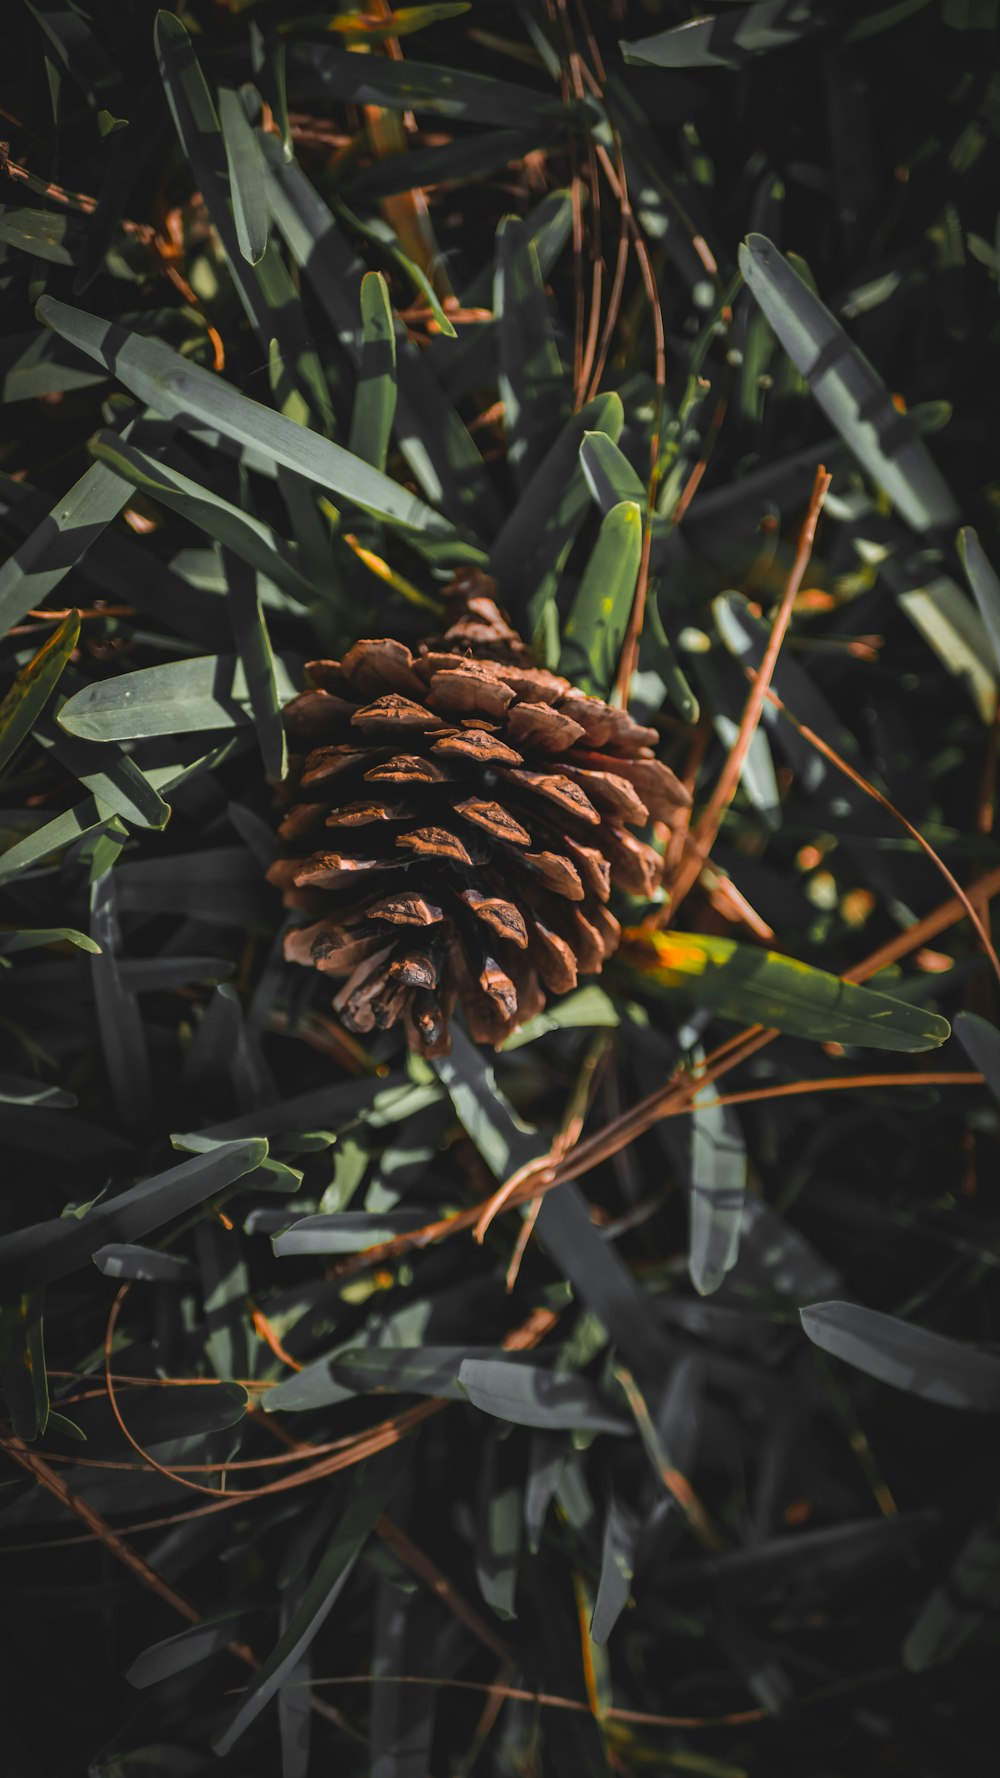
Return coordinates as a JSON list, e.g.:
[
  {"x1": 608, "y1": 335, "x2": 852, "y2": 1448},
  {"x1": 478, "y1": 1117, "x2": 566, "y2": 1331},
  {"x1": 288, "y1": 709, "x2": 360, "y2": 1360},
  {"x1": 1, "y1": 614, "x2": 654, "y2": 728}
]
[{"x1": 2, "y1": 3, "x2": 1000, "y2": 1775}]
